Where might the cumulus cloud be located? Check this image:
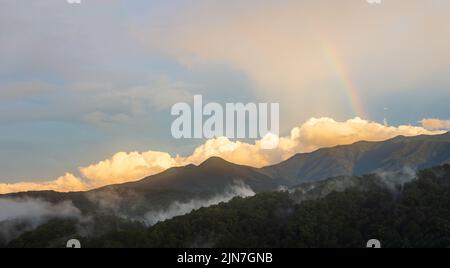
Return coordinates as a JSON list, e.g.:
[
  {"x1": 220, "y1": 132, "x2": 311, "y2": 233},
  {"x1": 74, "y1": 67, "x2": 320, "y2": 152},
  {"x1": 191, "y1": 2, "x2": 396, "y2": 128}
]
[
  {"x1": 0, "y1": 117, "x2": 444, "y2": 194},
  {"x1": 278, "y1": 117, "x2": 444, "y2": 155},
  {"x1": 1, "y1": 1, "x2": 449, "y2": 192},
  {"x1": 79, "y1": 151, "x2": 184, "y2": 187},
  {"x1": 0, "y1": 173, "x2": 87, "y2": 193},
  {"x1": 421, "y1": 118, "x2": 450, "y2": 130}
]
